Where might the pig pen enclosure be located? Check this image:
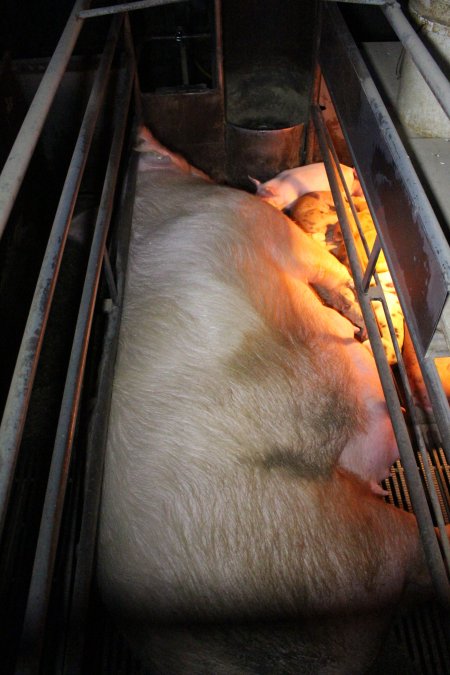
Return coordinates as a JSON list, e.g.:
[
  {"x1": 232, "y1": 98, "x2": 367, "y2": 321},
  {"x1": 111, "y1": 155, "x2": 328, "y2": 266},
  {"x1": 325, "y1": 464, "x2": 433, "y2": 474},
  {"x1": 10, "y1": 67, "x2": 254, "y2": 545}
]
[{"x1": 0, "y1": 0, "x2": 449, "y2": 673}]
